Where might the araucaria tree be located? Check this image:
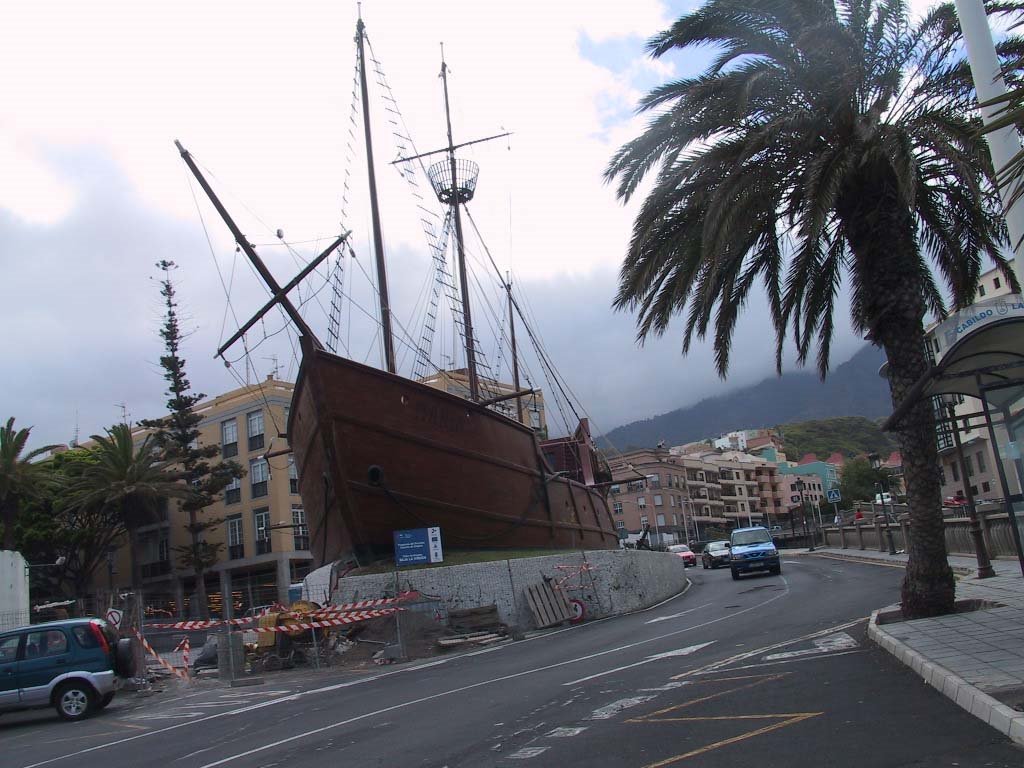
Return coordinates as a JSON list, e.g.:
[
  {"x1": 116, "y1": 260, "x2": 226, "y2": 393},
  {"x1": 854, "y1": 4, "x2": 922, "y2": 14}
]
[
  {"x1": 140, "y1": 261, "x2": 243, "y2": 620},
  {"x1": 607, "y1": 0, "x2": 1019, "y2": 617}
]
